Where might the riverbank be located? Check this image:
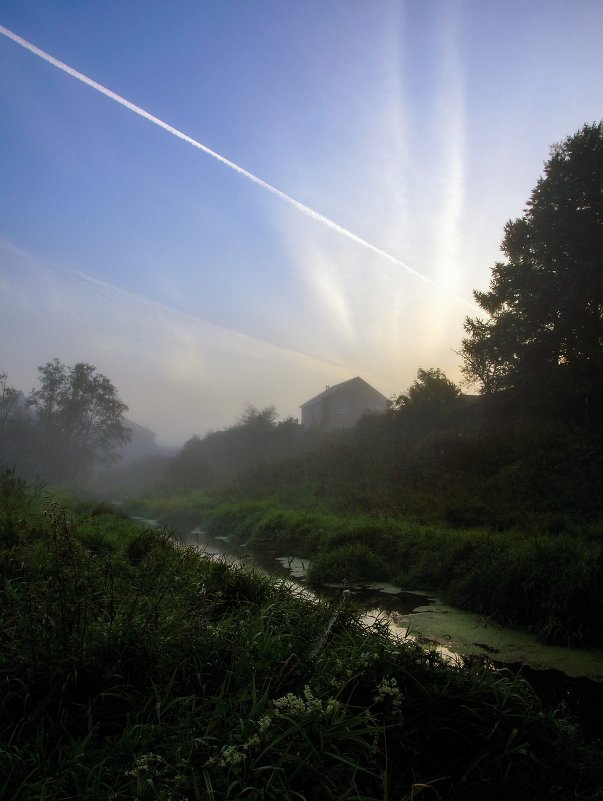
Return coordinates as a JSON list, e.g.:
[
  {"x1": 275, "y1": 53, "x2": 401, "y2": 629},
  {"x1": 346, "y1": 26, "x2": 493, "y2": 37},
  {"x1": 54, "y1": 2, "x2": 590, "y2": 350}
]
[
  {"x1": 2, "y1": 471, "x2": 602, "y2": 800},
  {"x1": 124, "y1": 492, "x2": 603, "y2": 648},
  {"x1": 180, "y1": 517, "x2": 603, "y2": 739}
]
